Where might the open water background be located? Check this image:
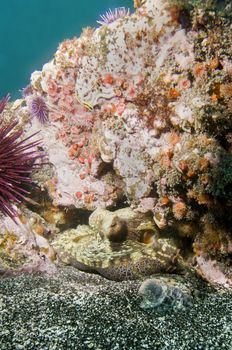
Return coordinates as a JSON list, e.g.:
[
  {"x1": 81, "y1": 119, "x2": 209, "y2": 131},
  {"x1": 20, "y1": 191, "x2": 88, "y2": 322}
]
[{"x1": 0, "y1": 0, "x2": 132, "y2": 99}]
